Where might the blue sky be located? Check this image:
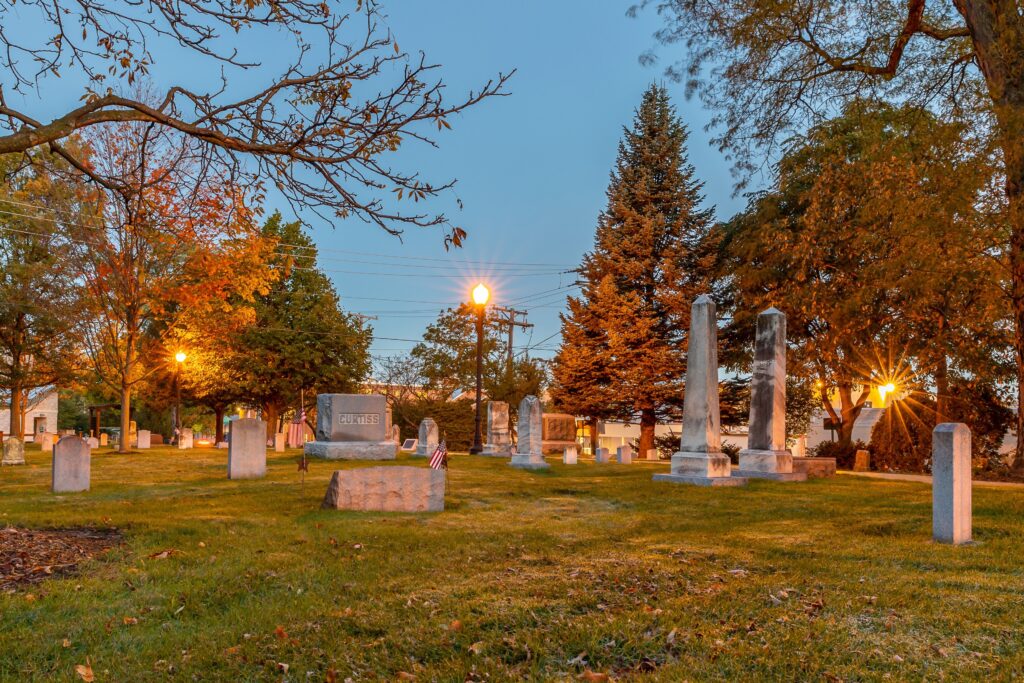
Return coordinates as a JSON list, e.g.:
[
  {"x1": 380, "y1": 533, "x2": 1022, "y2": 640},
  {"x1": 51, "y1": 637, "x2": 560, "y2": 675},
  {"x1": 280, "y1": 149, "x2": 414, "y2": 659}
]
[{"x1": 10, "y1": 1, "x2": 754, "y2": 362}]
